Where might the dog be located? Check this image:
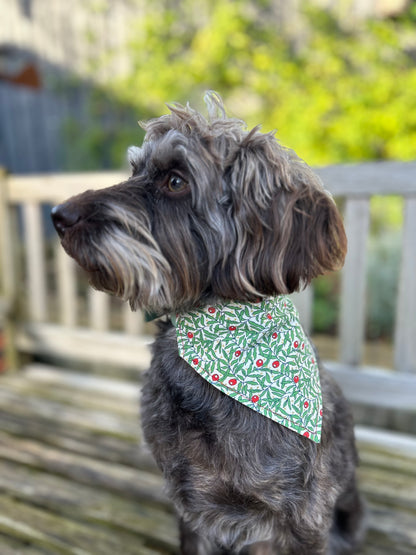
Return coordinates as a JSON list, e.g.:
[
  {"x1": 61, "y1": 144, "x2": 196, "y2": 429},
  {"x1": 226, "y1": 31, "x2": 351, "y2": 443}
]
[{"x1": 52, "y1": 92, "x2": 365, "y2": 555}]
